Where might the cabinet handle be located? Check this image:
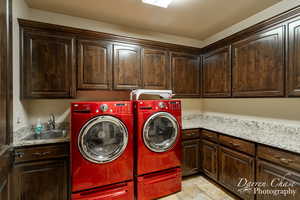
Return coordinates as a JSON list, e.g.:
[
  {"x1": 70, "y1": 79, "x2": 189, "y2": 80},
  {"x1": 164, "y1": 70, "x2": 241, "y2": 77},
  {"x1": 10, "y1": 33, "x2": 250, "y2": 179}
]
[
  {"x1": 186, "y1": 132, "x2": 196, "y2": 136},
  {"x1": 32, "y1": 152, "x2": 42, "y2": 156},
  {"x1": 32, "y1": 151, "x2": 51, "y2": 156},
  {"x1": 229, "y1": 142, "x2": 240, "y2": 147},
  {"x1": 279, "y1": 158, "x2": 293, "y2": 165}
]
